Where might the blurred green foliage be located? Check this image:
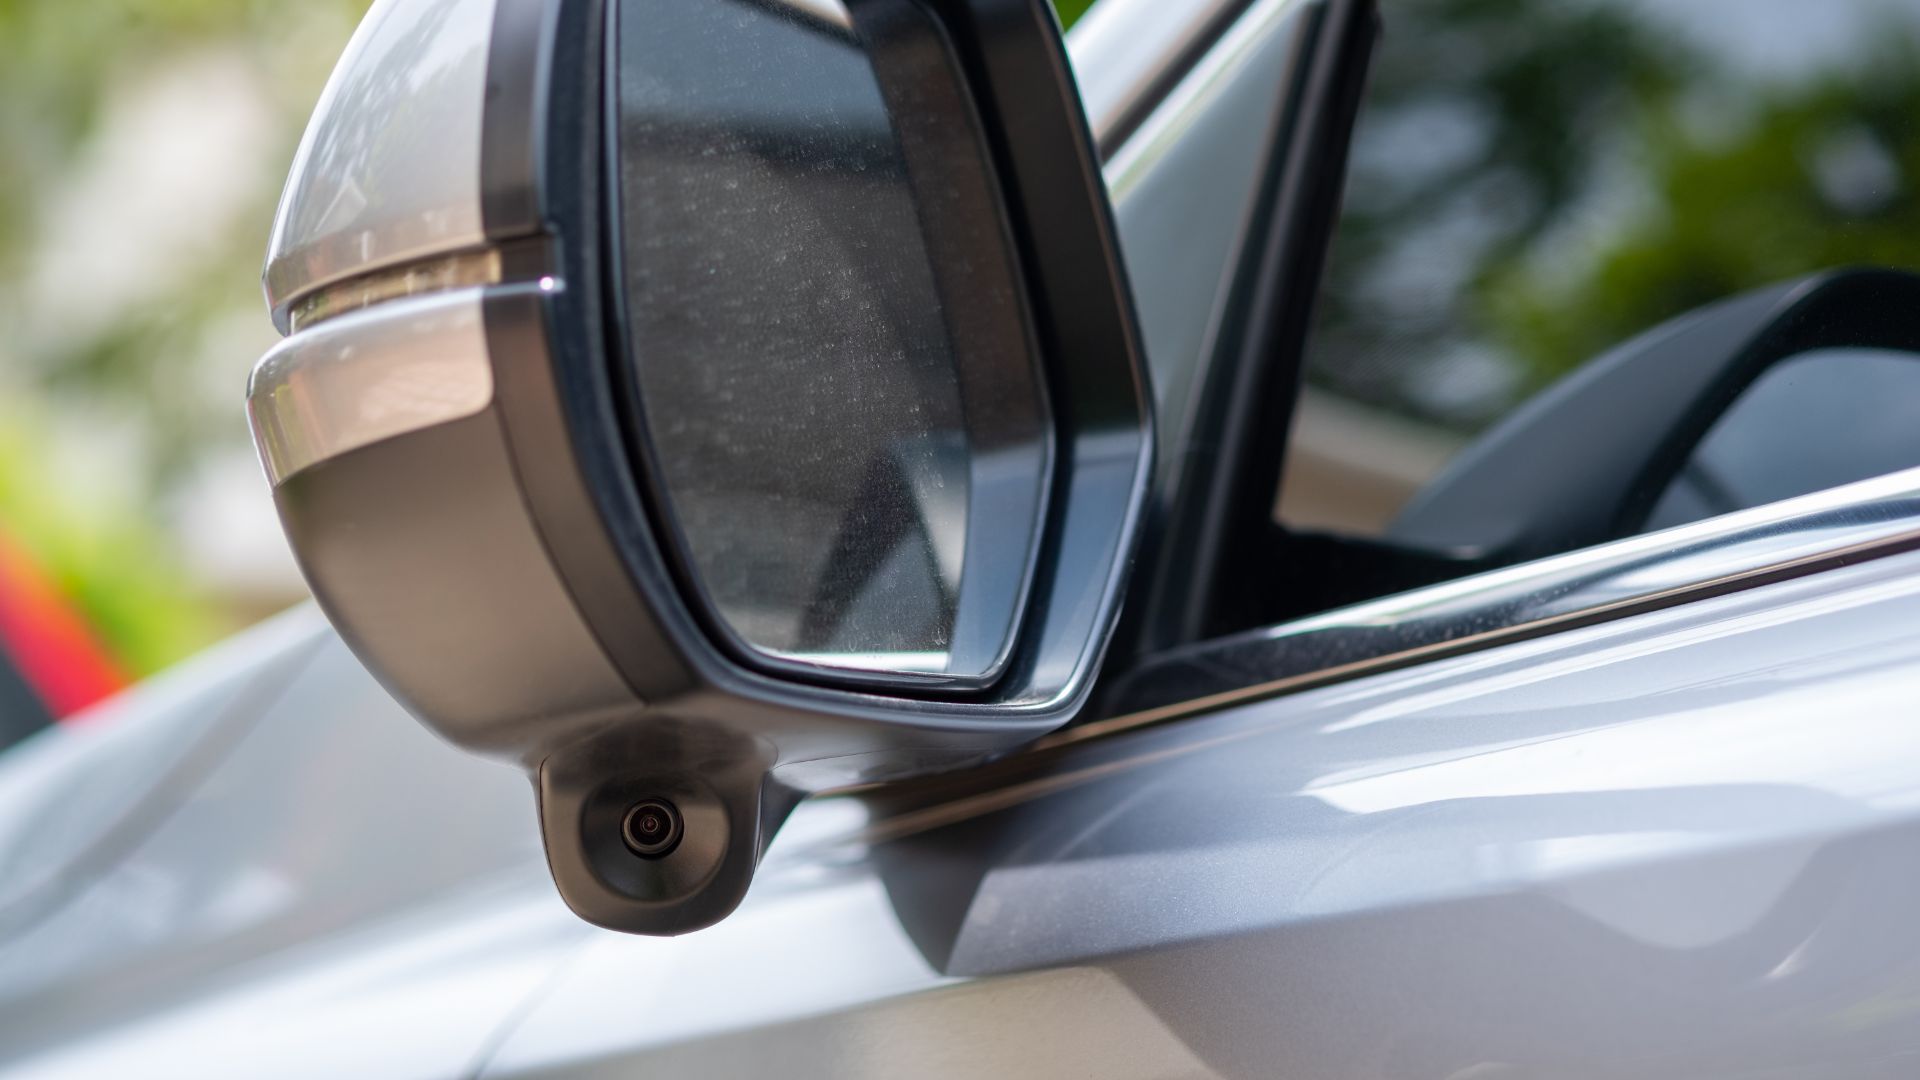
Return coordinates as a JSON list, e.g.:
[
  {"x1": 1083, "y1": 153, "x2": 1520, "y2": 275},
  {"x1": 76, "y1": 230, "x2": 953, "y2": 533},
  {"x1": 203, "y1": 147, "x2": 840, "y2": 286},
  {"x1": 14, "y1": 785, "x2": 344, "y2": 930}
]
[
  {"x1": 0, "y1": 0, "x2": 369, "y2": 676},
  {"x1": 0, "y1": 412, "x2": 221, "y2": 677},
  {"x1": 1054, "y1": 0, "x2": 1096, "y2": 27},
  {"x1": 1311, "y1": 0, "x2": 1920, "y2": 427},
  {"x1": 0, "y1": 0, "x2": 358, "y2": 270},
  {"x1": 1490, "y1": 30, "x2": 1920, "y2": 389}
]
